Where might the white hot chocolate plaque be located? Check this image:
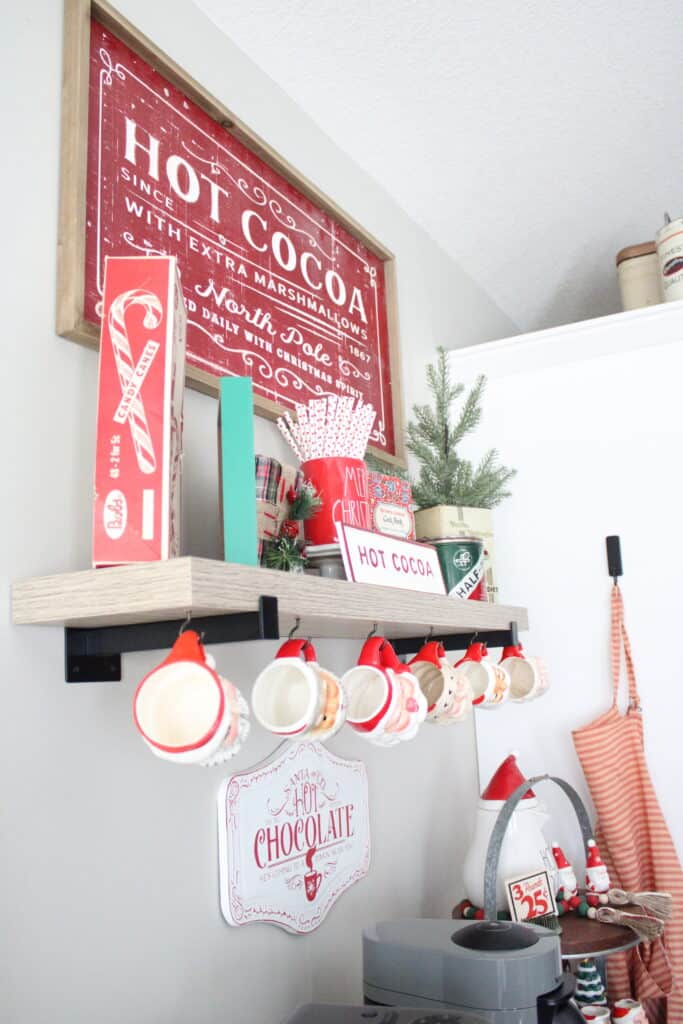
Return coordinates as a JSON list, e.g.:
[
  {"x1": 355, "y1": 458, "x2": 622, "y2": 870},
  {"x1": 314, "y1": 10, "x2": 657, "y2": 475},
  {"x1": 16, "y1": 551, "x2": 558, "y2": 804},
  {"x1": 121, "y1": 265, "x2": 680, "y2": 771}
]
[{"x1": 217, "y1": 743, "x2": 370, "y2": 934}]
